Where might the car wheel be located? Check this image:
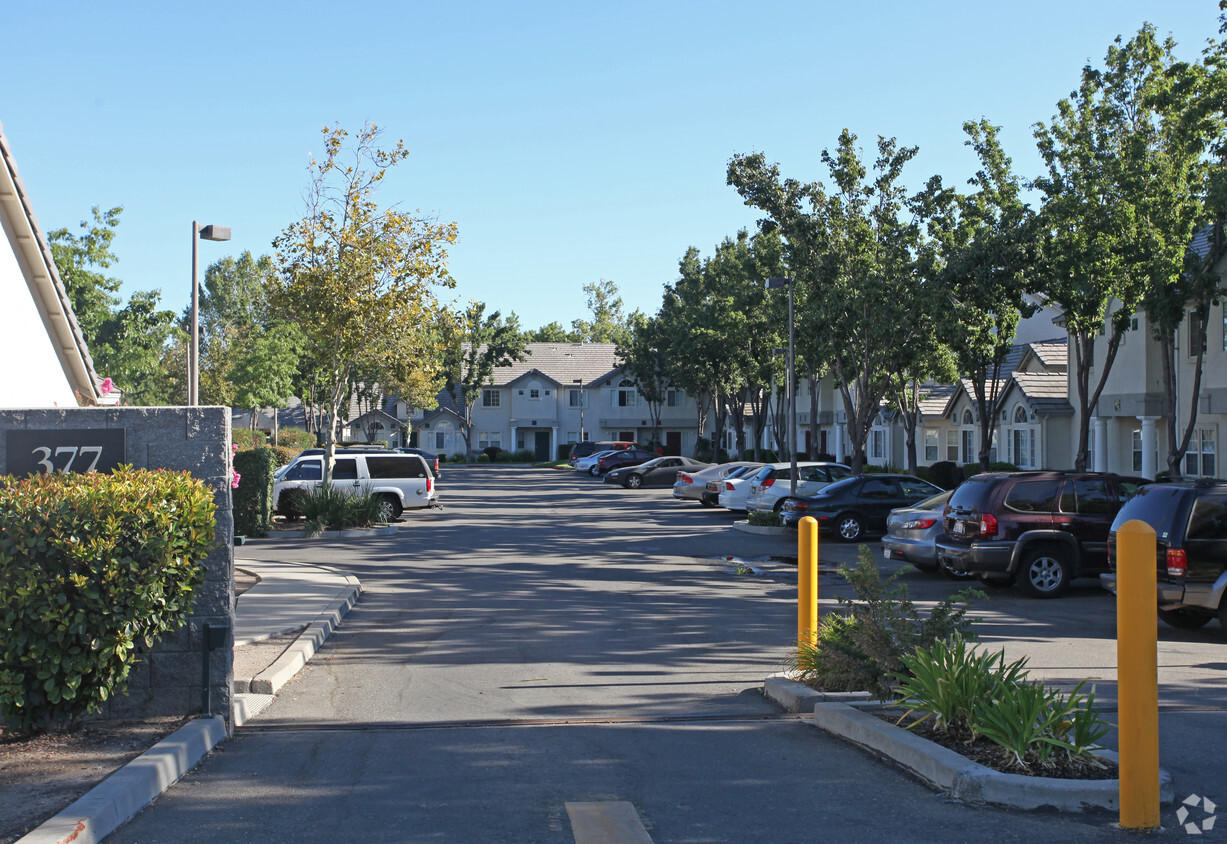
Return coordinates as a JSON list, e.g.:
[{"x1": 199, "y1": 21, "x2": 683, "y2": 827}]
[
  {"x1": 377, "y1": 494, "x2": 402, "y2": 521},
  {"x1": 773, "y1": 499, "x2": 787, "y2": 513},
  {"x1": 1018, "y1": 545, "x2": 1071, "y2": 598},
  {"x1": 836, "y1": 512, "x2": 864, "y2": 542},
  {"x1": 624, "y1": 474, "x2": 643, "y2": 489},
  {"x1": 1158, "y1": 607, "x2": 1214, "y2": 630},
  {"x1": 589, "y1": 465, "x2": 600, "y2": 477}
]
